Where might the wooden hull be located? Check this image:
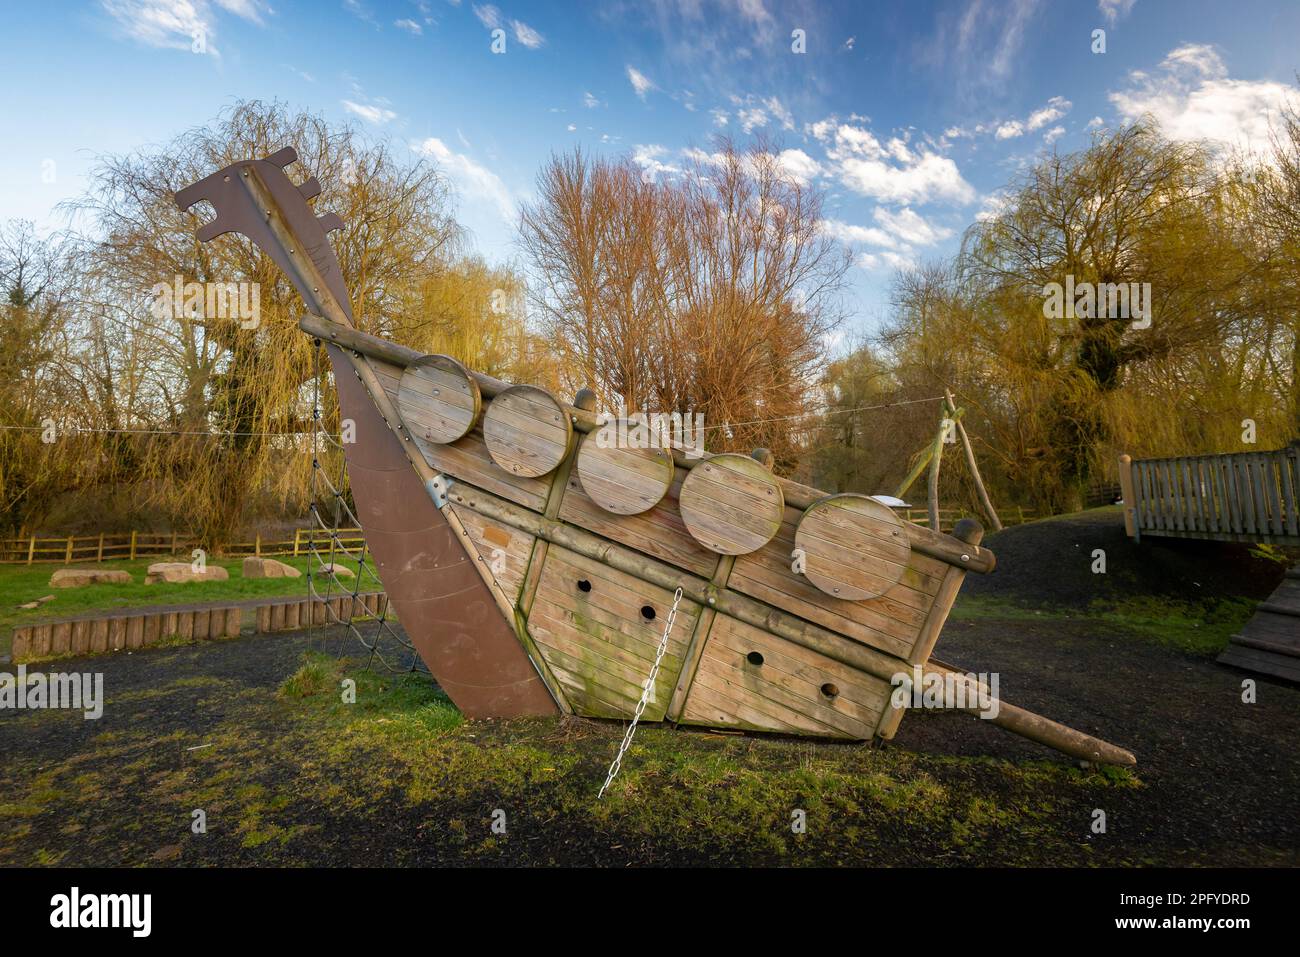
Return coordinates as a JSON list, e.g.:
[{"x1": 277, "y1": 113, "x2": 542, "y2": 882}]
[
  {"x1": 329, "y1": 344, "x2": 557, "y2": 718},
  {"x1": 349, "y1": 346, "x2": 965, "y2": 741}
]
